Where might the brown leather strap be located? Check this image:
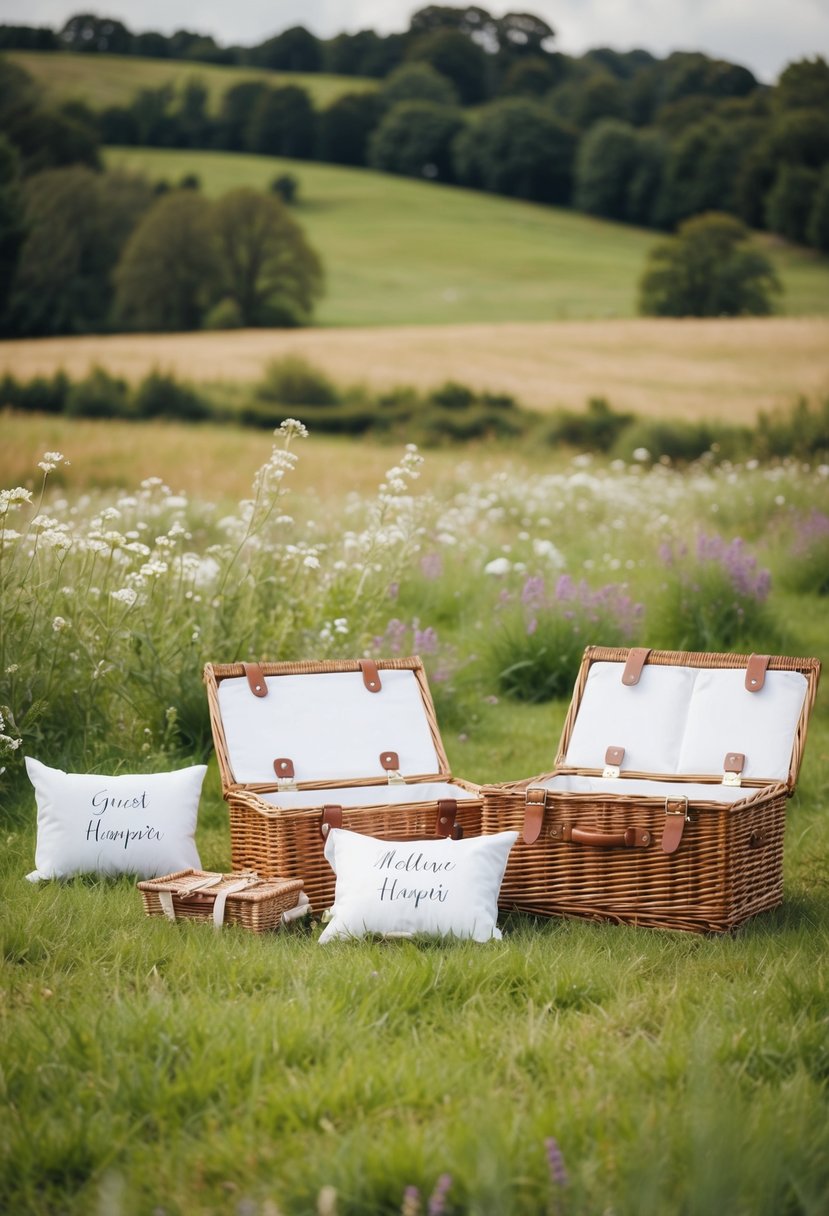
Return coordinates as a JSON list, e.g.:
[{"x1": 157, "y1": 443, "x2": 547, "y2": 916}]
[
  {"x1": 662, "y1": 797, "x2": 689, "y2": 854},
  {"x1": 273, "y1": 757, "x2": 295, "y2": 780},
  {"x1": 523, "y1": 787, "x2": 547, "y2": 844},
  {"x1": 622, "y1": 647, "x2": 651, "y2": 686},
  {"x1": 244, "y1": 662, "x2": 268, "y2": 698},
  {"x1": 436, "y1": 799, "x2": 457, "y2": 838},
  {"x1": 320, "y1": 805, "x2": 343, "y2": 838},
  {"x1": 551, "y1": 823, "x2": 652, "y2": 848},
  {"x1": 360, "y1": 659, "x2": 382, "y2": 693},
  {"x1": 745, "y1": 653, "x2": 769, "y2": 692},
  {"x1": 724, "y1": 752, "x2": 745, "y2": 775},
  {"x1": 380, "y1": 751, "x2": 400, "y2": 772},
  {"x1": 605, "y1": 746, "x2": 625, "y2": 768}
]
